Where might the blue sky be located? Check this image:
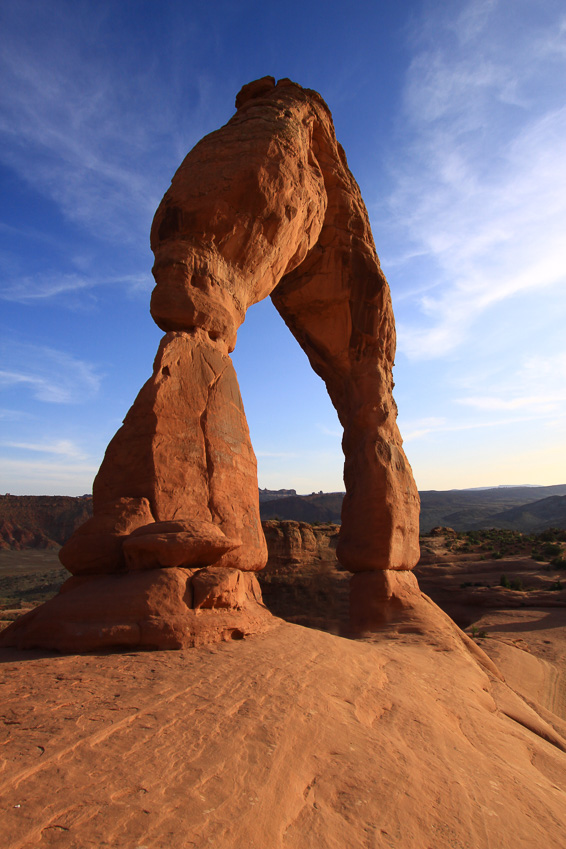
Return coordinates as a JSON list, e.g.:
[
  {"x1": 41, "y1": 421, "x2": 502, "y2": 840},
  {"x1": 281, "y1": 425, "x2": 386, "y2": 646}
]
[{"x1": 1, "y1": 0, "x2": 565, "y2": 496}]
